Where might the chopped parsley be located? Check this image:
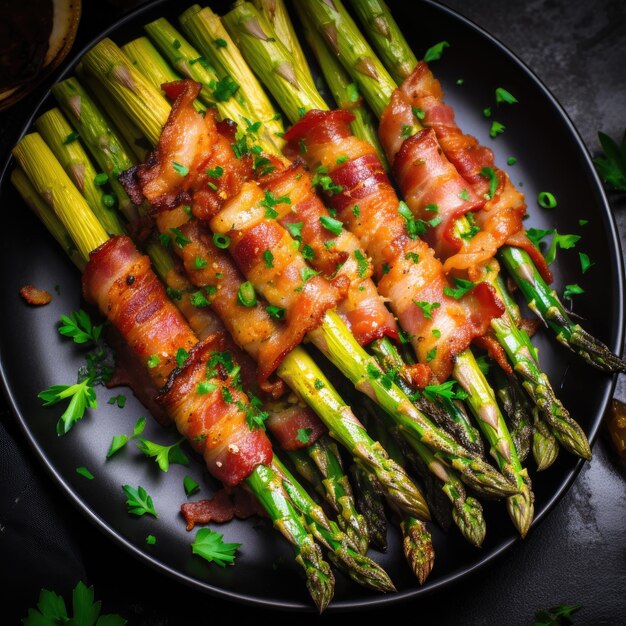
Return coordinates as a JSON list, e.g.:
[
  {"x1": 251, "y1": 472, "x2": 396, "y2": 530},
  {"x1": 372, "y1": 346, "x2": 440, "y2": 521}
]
[
  {"x1": 352, "y1": 204, "x2": 360, "y2": 217},
  {"x1": 207, "y1": 165, "x2": 224, "y2": 178},
  {"x1": 495, "y1": 87, "x2": 518, "y2": 105},
  {"x1": 194, "y1": 256, "x2": 208, "y2": 269},
  {"x1": 545, "y1": 230, "x2": 581, "y2": 264},
  {"x1": 480, "y1": 166, "x2": 498, "y2": 199},
  {"x1": 564, "y1": 283, "x2": 584, "y2": 298},
  {"x1": 214, "y1": 37, "x2": 227, "y2": 48},
  {"x1": 172, "y1": 161, "x2": 189, "y2": 176},
  {"x1": 423, "y1": 40, "x2": 449, "y2": 62},
  {"x1": 93, "y1": 172, "x2": 109, "y2": 186},
  {"x1": 459, "y1": 188, "x2": 470, "y2": 201},
  {"x1": 405, "y1": 252, "x2": 420, "y2": 264},
  {"x1": 260, "y1": 190, "x2": 291, "y2": 218},
  {"x1": 123, "y1": 484, "x2": 157, "y2": 517},
  {"x1": 63, "y1": 130, "x2": 80, "y2": 144},
  {"x1": 483, "y1": 107, "x2": 492, "y2": 118},
  {"x1": 190, "y1": 291, "x2": 211, "y2": 308},
  {"x1": 107, "y1": 394, "x2": 126, "y2": 409},
  {"x1": 489, "y1": 121, "x2": 505, "y2": 138},
  {"x1": 296, "y1": 428, "x2": 313, "y2": 444},
  {"x1": 135, "y1": 436, "x2": 189, "y2": 472},
  {"x1": 426, "y1": 347, "x2": 437, "y2": 362},
  {"x1": 76, "y1": 466, "x2": 94, "y2": 480},
  {"x1": 286, "y1": 221, "x2": 303, "y2": 240},
  {"x1": 58, "y1": 309, "x2": 104, "y2": 344},
  {"x1": 197, "y1": 381, "x2": 217, "y2": 395},
  {"x1": 579, "y1": 252, "x2": 593, "y2": 274},
  {"x1": 312, "y1": 166, "x2": 343, "y2": 195},
  {"x1": 266, "y1": 305, "x2": 285, "y2": 320},
  {"x1": 412, "y1": 106, "x2": 426, "y2": 120},
  {"x1": 354, "y1": 250, "x2": 369, "y2": 278},
  {"x1": 211, "y1": 75, "x2": 239, "y2": 101},
  {"x1": 191, "y1": 528, "x2": 240, "y2": 567},
  {"x1": 507, "y1": 156, "x2": 517, "y2": 166},
  {"x1": 263, "y1": 249, "x2": 274, "y2": 268},
  {"x1": 320, "y1": 215, "x2": 343, "y2": 235},
  {"x1": 170, "y1": 227, "x2": 191, "y2": 248},
  {"x1": 176, "y1": 348, "x2": 189, "y2": 368},
  {"x1": 444, "y1": 277, "x2": 476, "y2": 299},
  {"x1": 107, "y1": 416, "x2": 146, "y2": 457},
  {"x1": 302, "y1": 244, "x2": 315, "y2": 260},
  {"x1": 423, "y1": 380, "x2": 468, "y2": 402},
  {"x1": 414, "y1": 300, "x2": 441, "y2": 319}
]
